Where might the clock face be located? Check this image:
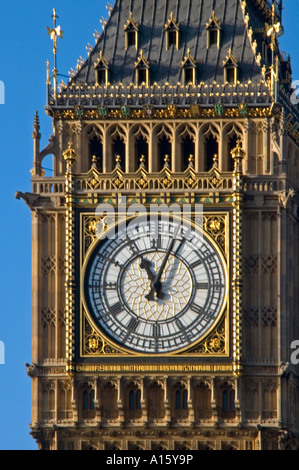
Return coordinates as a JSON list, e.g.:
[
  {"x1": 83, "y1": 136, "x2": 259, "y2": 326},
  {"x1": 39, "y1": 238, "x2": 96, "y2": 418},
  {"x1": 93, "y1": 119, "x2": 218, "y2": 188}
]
[{"x1": 83, "y1": 217, "x2": 227, "y2": 354}]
